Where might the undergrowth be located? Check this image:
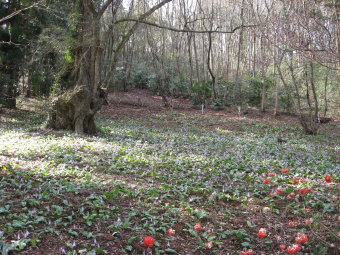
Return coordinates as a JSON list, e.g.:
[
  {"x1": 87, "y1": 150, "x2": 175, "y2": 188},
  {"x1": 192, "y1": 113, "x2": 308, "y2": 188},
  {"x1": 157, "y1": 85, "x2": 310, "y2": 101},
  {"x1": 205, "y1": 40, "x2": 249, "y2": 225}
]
[{"x1": 0, "y1": 100, "x2": 339, "y2": 255}]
